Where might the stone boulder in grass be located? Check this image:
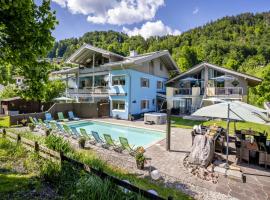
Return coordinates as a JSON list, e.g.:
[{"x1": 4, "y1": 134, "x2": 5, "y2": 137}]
[{"x1": 188, "y1": 135, "x2": 214, "y2": 167}]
